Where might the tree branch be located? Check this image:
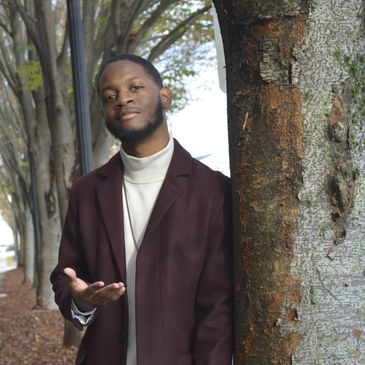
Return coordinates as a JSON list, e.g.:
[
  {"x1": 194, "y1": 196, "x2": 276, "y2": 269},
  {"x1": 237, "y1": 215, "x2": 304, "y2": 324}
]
[
  {"x1": 82, "y1": 0, "x2": 95, "y2": 88},
  {"x1": 127, "y1": 0, "x2": 180, "y2": 54},
  {"x1": 0, "y1": 42, "x2": 18, "y2": 97},
  {"x1": 133, "y1": 0, "x2": 153, "y2": 18},
  {"x1": 0, "y1": 16, "x2": 12, "y2": 35},
  {"x1": 148, "y1": 4, "x2": 211, "y2": 62},
  {"x1": 92, "y1": 2, "x2": 113, "y2": 62},
  {"x1": 7, "y1": 0, "x2": 42, "y2": 59},
  {"x1": 0, "y1": 120, "x2": 27, "y2": 190},
  {"x1": 57, "y1": 24, "x2": 68, "y2": 67},
  {"x1": 1, "y1": 82, "x2": 26, "y2": 139}
]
